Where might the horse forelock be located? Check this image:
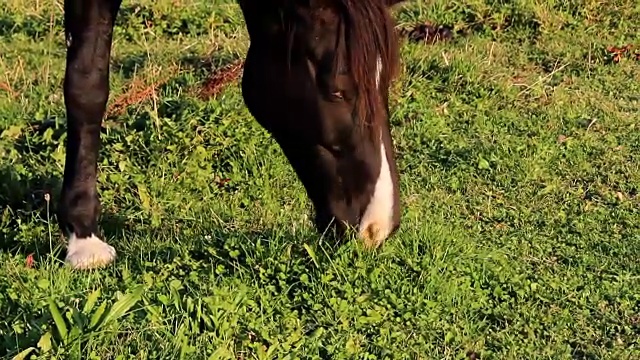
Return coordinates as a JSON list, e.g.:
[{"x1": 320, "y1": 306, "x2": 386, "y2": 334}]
[
  {"x1": 268, "y1": 0, "x2": 399, "y2": 130},
  {"x1": 334, "y1": 0, "x2": 400, "y2": 130}
]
